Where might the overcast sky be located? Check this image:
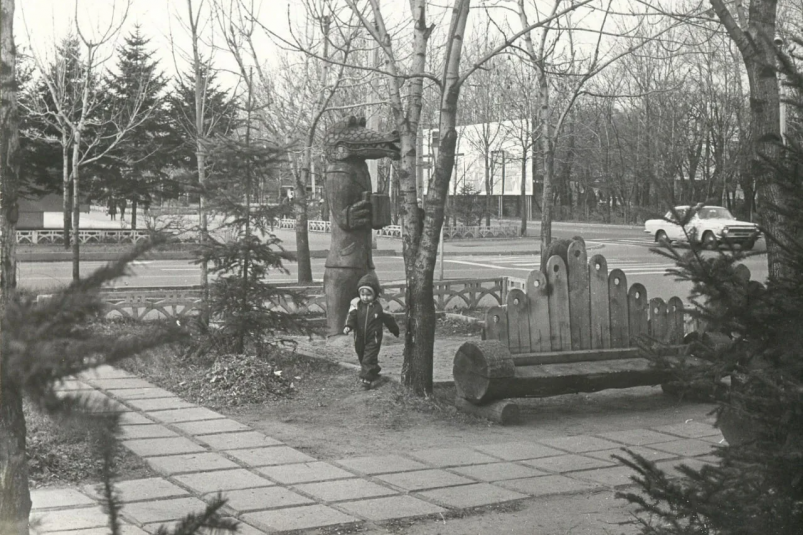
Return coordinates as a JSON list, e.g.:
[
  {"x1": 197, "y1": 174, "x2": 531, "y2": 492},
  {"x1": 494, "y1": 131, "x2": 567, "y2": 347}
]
[{"x1": 15, "y1": 0, "x2": 297, "y2": 87}]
